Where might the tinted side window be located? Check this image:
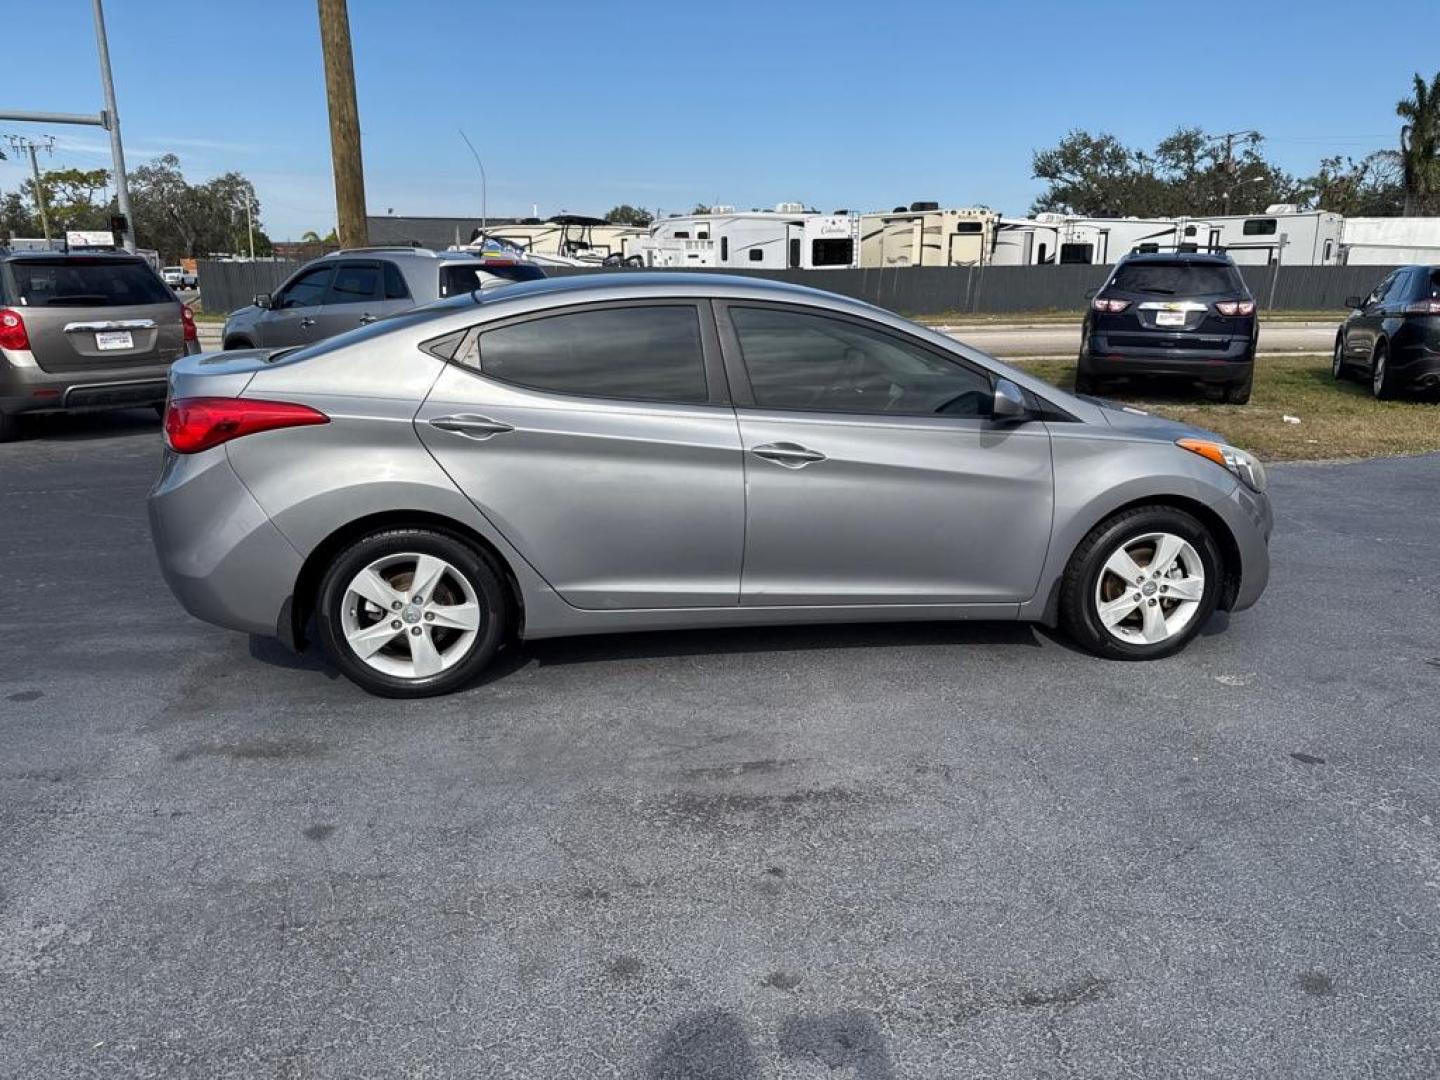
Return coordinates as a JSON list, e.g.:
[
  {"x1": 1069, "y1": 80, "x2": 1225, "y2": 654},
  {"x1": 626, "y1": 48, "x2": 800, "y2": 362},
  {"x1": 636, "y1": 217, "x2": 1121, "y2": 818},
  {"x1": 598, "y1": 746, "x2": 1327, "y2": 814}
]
[
  {"x1": 477, "y1": 305, "x2": 707, "y2": 403},
  {"x1": 277, "y1": 266, "x2": 333, "y2": 309},
  {"x1": 326, "y1": 262, "x2": 381, "y2": 305},
  {"x1": 439, "y1": 263, "x2": 545, "y2": 297},
  {"x1": 730, "y1": 306, "x2": 993, "y2": 418},
  {"x1": 384, "y1": 262, "x2": 411, "y2": 299},
  {"x1": 1369, "y1": 272, "x2": 1399, "y2": 305}
]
